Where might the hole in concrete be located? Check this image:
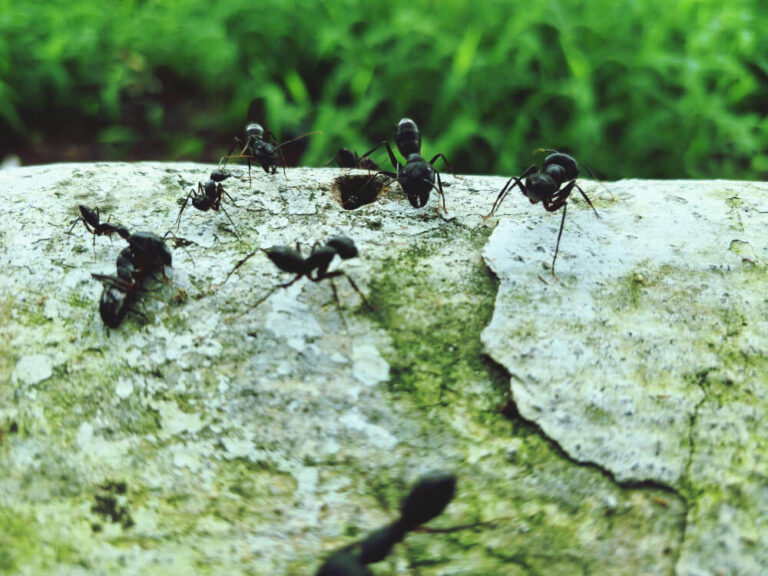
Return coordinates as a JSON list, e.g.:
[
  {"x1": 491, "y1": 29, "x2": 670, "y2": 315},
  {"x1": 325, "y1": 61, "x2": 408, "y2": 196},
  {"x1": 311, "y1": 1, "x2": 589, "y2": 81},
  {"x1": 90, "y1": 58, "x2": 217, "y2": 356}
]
[{"x1": 331, "y1": 174, "x2": 386, "y2": 210}]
